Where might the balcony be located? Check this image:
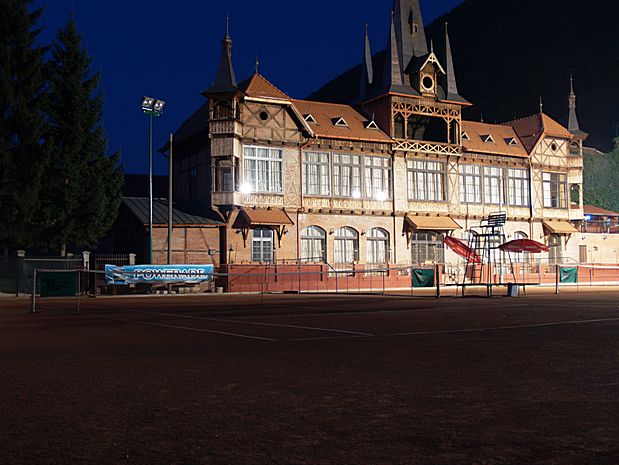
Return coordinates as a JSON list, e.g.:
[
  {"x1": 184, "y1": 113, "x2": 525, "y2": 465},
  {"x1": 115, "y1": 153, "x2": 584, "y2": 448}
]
[
  {"x1": 212, "y1": 191, "x2": 285, "y2": 207},
  {"x1": 567, "y1": 156, "x2": 584, "y2": 169}
]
